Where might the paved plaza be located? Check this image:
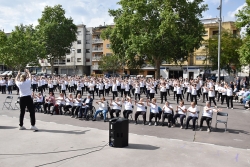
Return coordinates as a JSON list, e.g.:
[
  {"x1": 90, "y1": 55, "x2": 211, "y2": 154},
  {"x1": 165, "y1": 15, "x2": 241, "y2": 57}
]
[{"x1": 0, "y1": 90, "x2": 250, "y2": 167}]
